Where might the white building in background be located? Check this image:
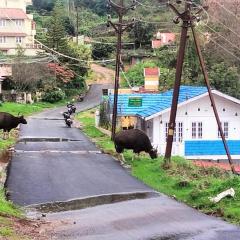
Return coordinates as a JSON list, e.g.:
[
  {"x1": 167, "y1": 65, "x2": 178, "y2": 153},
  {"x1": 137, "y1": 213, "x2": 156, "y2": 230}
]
[
  {"x1": 109, "y1": 86, "x2": 240, "y2": 160},
  {"x1": 0, "y1": 0, "x2": 42, "y2": 56}
]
